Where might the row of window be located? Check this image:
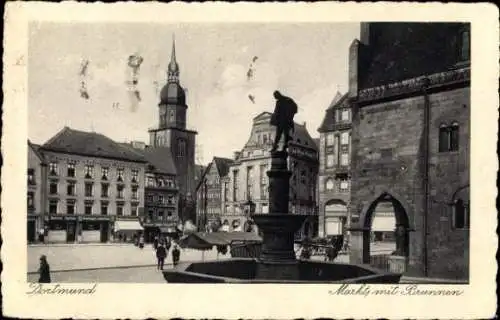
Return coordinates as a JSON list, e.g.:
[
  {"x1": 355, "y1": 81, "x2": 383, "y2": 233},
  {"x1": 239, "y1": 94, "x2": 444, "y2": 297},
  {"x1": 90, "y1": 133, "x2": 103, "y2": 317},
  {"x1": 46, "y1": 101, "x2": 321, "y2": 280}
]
[
  {"x1": 146, "y1": 176, "x2": 175, "y2": 188},
  {"x1": 325, "y1": 178, "x2": 350, "y2": 192},
  {"x1": 49, "y1": 180, "x2": 138, "y2": 199},
  {"x1": 48, "y1": 199, "x2": 138, "y2": 216},
  {"x1": 145, "y1": 194, "x2": 176, "y2": 205},
  {"x1": 146, "y1": 209, "x2": 175, "y2": 222},
  {"x1": 326, "y1": 131, "x2": 350, "y2": 147},
  {"x1": 48, "y1": 162, "x2": 139, "y2": 183}
]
